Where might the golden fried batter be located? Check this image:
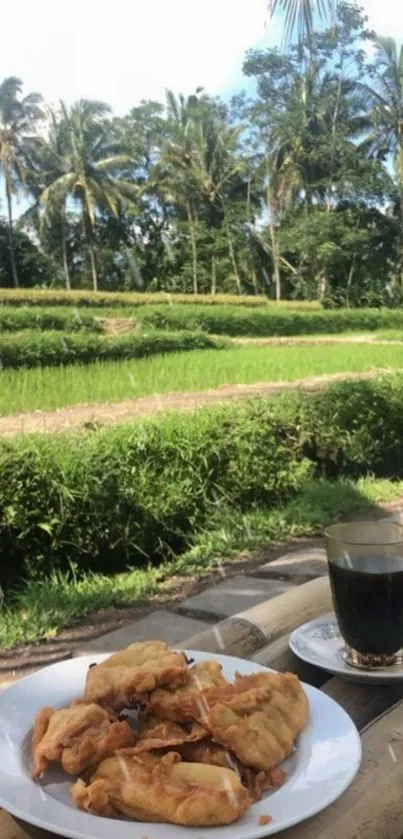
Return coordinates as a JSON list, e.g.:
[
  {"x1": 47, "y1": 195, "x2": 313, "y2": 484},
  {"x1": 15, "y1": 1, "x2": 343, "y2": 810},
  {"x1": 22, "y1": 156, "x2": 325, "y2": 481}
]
[
  {"x1": 146, "y1": 659, "x2": 228, "y2": 723},
  {"x1": 189, "y1": 671, "x2": 309, "y2": 772},
  {"x1": 132, "y1": 720, "x2": 207, "y2": 754},
  {"x1": 84, "y1": 641, "x2": 188, "y2": 711},
  {"x1": 71, "y1": 750, "x2": 251, "y2": 826},
  {"x1": 179, "y1": 739, "x2": 287, "y2": 801},
  {"x1": 31, "y1": 702, "x2": 136, "y2": 779}
]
